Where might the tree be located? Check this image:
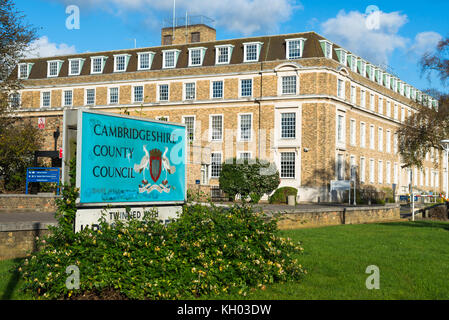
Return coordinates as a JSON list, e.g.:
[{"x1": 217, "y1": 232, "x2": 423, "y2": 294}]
[
  {"x1": 219, "y1": 158, "x2": 280, "y2": 203},
  {"x1": 397, "y1": 38, "x2": 449, "y2": 168},
  {"x1": 0, "y1": 0, "x2": 41, "y2": 191}
]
